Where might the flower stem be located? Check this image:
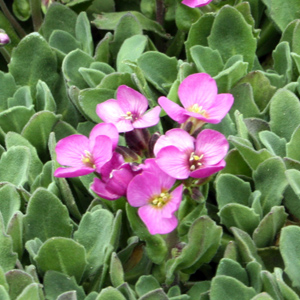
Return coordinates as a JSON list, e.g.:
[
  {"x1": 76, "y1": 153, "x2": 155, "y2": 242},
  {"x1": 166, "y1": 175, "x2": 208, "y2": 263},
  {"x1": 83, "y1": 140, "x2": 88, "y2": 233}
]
[
  {"x1": 156, "y1": 0, "x2": 165, "y2": 26},
  {"x1": 0, "y1": 0, "x2": 26, "y2": 38},
  {"x1": 30, "y1": 0, "x2": 43, "y2": 32},
  {"x1": 0, "y1": 47, "x2": 11, "y2": 63}
]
